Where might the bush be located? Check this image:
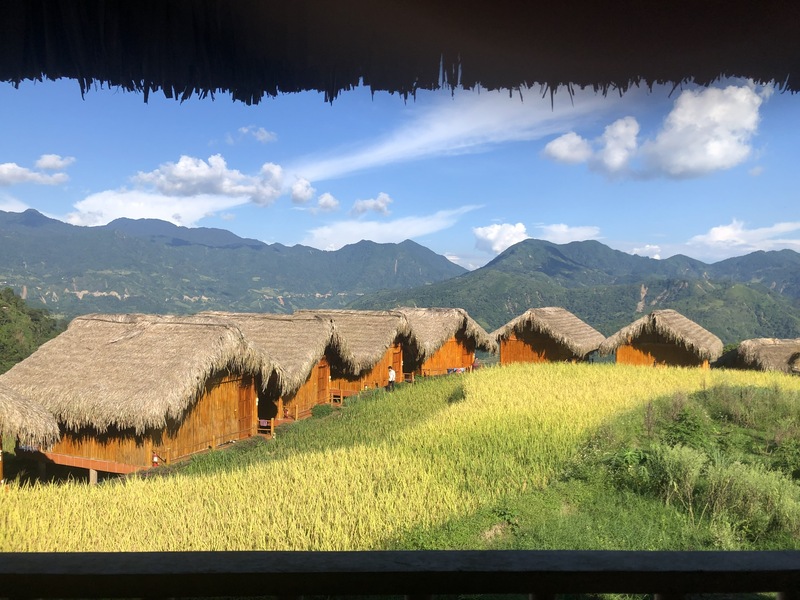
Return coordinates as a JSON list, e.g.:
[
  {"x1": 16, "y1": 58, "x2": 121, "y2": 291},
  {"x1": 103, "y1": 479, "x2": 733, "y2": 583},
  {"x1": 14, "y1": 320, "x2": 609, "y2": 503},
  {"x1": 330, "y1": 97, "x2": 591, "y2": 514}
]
[
  {"x1": 704, "y1": 460, "x2": 800, "y2": 541},
  {"x1": 311, "y1": 403, "x2": 334, "y2": 419}
]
